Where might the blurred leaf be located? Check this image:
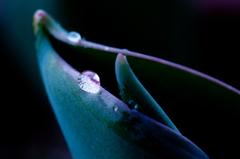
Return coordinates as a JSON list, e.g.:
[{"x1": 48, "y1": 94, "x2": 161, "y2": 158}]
[{"x1": 34, "y1": 10, "x2": 209, "y2": 159}]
